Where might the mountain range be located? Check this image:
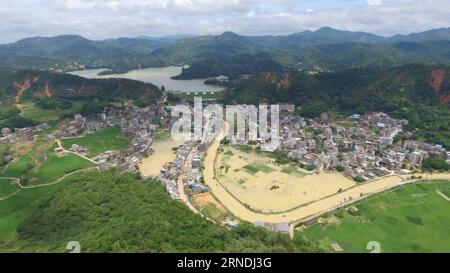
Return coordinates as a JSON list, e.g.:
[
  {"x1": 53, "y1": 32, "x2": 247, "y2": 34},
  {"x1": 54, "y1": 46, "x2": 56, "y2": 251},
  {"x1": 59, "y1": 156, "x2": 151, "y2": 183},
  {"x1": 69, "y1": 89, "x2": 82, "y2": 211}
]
[{"x1": 2, "y1": 27, "x2": 450, "y2": 76}]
